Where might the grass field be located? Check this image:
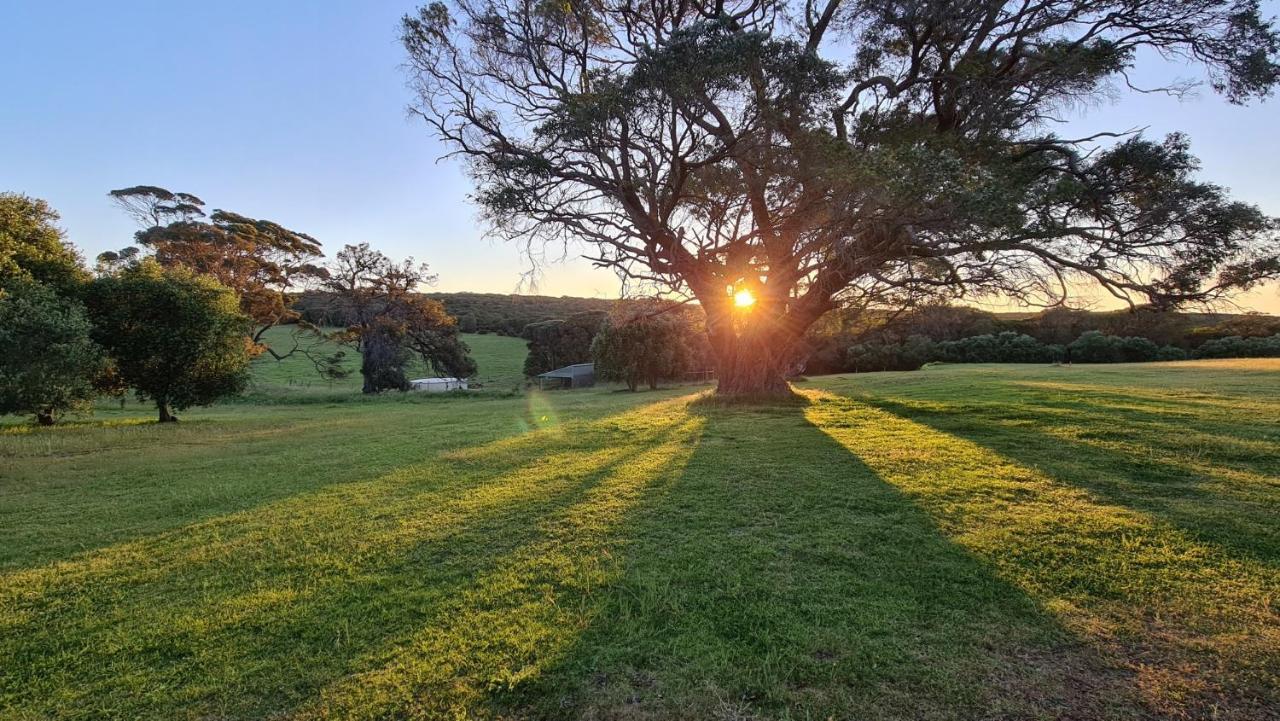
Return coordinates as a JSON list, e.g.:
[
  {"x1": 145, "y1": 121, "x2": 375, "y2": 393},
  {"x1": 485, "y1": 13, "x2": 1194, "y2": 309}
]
[
  {"x1": 246, "y1": 326, "x2": 530, "y2": 397},
  {"x1": 2, "y1": 361, "x2": 1278, "y2": 719}
]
